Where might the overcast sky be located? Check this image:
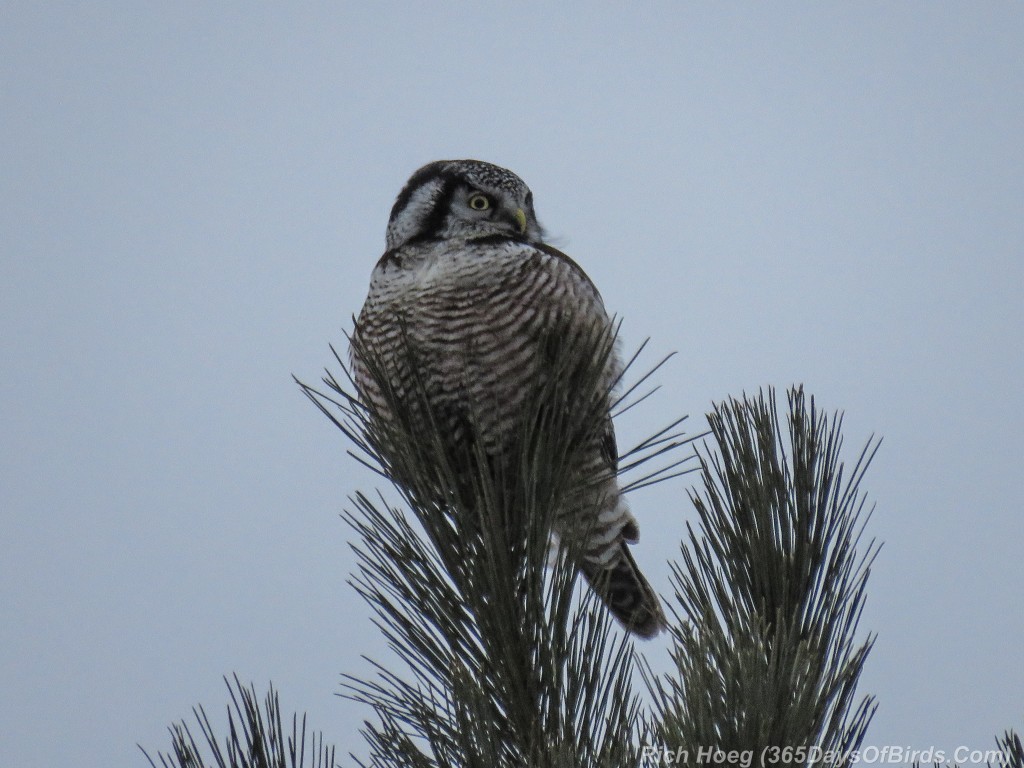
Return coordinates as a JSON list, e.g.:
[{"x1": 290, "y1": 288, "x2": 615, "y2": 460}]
[{"x1": 2, "y1": 3, "x2": 1022, "y2": 766}]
